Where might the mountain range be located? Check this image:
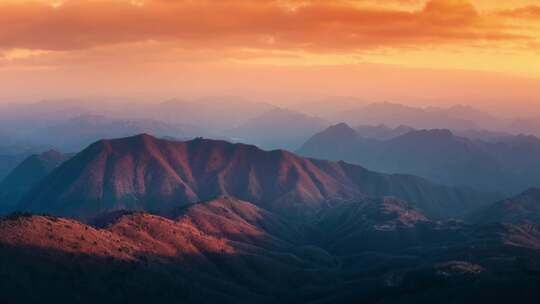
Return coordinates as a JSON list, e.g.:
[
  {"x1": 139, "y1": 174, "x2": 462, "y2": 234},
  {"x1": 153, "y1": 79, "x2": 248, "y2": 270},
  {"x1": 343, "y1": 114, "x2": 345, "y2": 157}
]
[
  {"x1": 354, "y1": 124, "x2": 513, "y2": 143},
  {"x1": 0, "y1": 154, "x2": 26, "y2": 182},
  {"x1": 145, "y1": 97, "x2": 276, "y2": 131},
  {"x1": 0, "y1": 134, "x2": 49, "y2": 180},
  {"x1": 2, "y1": 99, "x2": 540, "y2": 303},
  {"x1": 1, "y1": 132, "x2": 540, "y2": 303},
  {"x1": 333, "y1": 102, "x2": 480, "y2": 130},
  {"x1": 30, "y1": 115, "x2": 207, "y2": 152},
  {"x1": 9, "y1": 134, "x2": 499, "y2": 221},
  {"x1": 4, "y1": 99, "x2": 540, "y2": 160},
  {"x1": 472, "y1": 188, "x2": 540, "y2": 225},
  {"x1": 354, "y1": 124, "x2": 415, "y2": 140},
  {"x1": 298, "y1": 123, "x2": 540, "y2": 194},
  {"x1": 227, "y1": 108, "x2": 327, "y2": 150},
  {"x1": 2, "y1": 196, "x2": 540, "y2": 303}
]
